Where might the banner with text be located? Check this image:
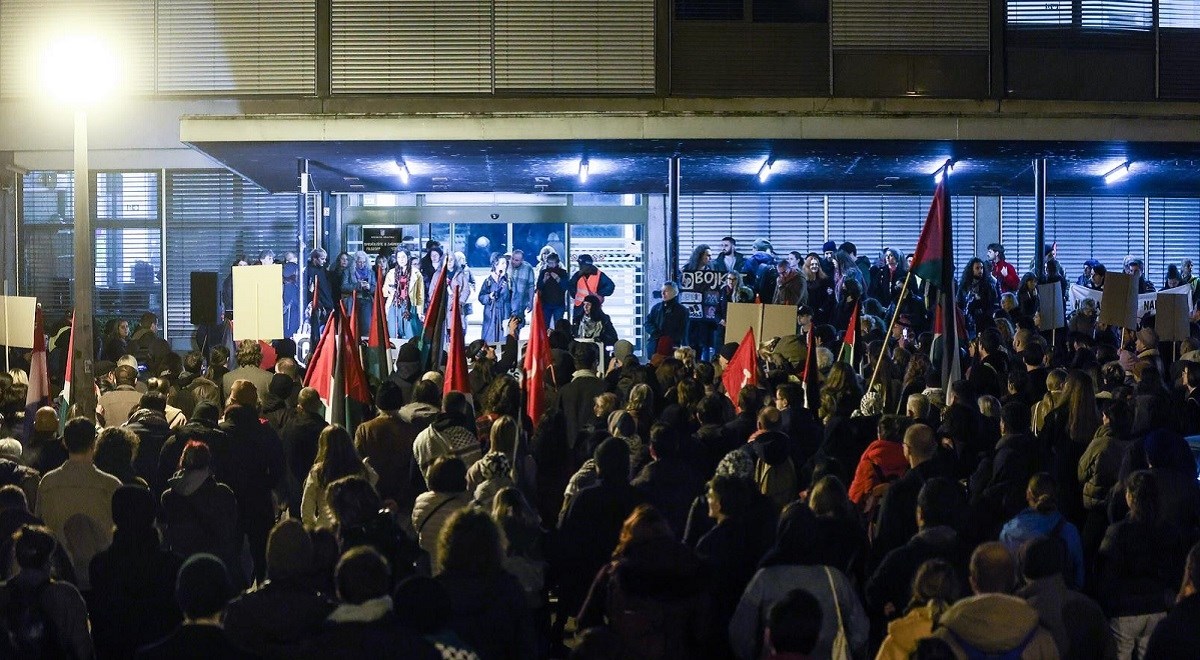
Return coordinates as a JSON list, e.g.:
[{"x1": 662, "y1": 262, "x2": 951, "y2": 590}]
[
  {"x1": 1068, "y1": 283, "x2": 1190, "y2": 319},
  {"x1": 679, "y1": 270, "x2": 724, "y2": 320}
]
